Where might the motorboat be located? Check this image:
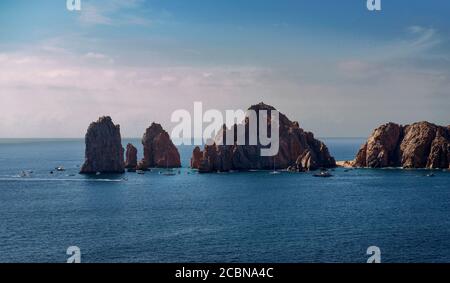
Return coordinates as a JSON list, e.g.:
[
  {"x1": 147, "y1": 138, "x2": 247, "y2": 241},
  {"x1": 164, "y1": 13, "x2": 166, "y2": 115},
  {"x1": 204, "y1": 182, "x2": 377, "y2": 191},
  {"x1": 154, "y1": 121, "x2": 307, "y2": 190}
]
[{"x1": 313, "y1": 171, "x2": 333, "y2": 178}]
